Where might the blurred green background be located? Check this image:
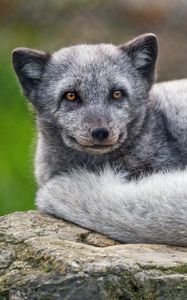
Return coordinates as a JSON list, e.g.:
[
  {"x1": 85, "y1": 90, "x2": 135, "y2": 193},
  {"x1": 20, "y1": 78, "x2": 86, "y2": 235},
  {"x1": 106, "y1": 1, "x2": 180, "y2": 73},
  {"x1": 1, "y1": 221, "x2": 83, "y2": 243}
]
[{"x1": 1, "y1": 0, "x2": 187, "y2": 215}]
